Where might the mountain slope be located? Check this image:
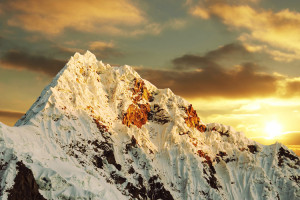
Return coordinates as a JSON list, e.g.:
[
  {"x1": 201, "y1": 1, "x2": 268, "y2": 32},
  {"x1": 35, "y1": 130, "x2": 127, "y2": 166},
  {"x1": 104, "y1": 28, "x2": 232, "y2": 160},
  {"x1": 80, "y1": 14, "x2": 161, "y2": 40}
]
[{"x1": 0, "y1": 51, "x2": 299, "y2": 200}]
